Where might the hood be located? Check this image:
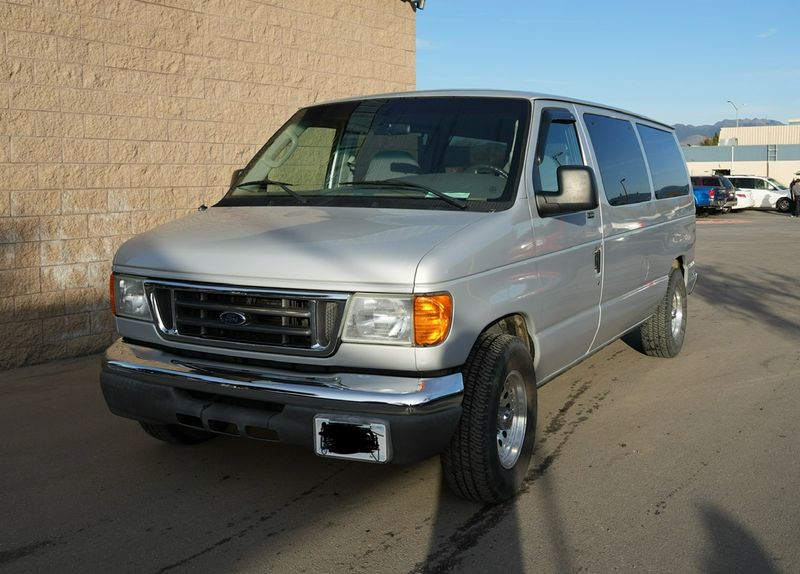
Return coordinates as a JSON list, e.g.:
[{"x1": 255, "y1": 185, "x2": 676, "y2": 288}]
[{"x1": 114, "y1": 206, "x2": 484, "y2": 292}]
